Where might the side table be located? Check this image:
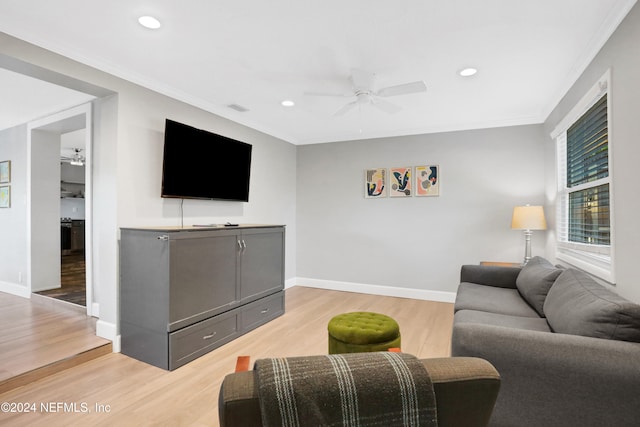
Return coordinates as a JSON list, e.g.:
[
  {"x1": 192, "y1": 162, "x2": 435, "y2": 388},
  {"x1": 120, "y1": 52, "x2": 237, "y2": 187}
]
[{"x1": 479, "y1": 261, "x2": 522, "y2": 267}]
